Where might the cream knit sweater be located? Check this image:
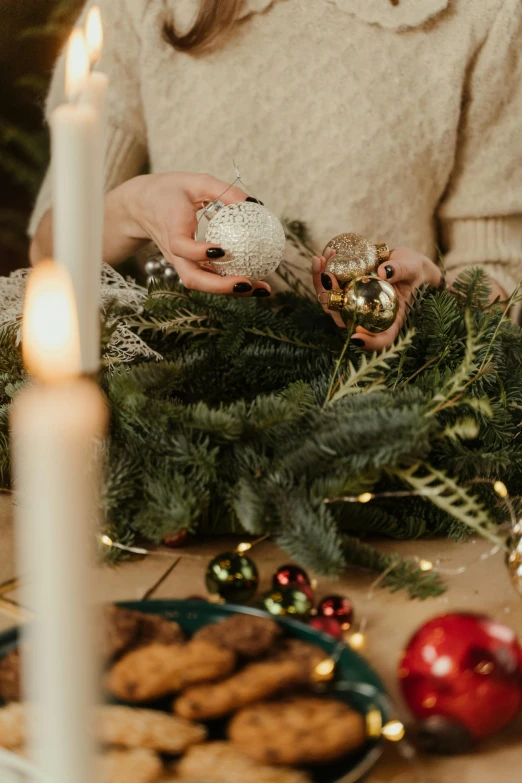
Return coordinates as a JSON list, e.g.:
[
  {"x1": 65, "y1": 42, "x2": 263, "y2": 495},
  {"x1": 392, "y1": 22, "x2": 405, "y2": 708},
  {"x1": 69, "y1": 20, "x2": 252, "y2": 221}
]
[{"x1": 30, "y1": 0, "x2": 522, "y2": 309}]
